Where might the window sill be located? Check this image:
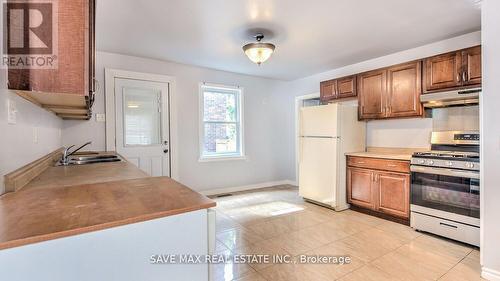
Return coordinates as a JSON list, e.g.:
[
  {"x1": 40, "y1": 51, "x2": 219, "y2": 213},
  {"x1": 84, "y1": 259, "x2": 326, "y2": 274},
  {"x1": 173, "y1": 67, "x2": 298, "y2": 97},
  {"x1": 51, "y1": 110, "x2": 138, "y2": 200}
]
[{"x1": 198, "y1": 155, "x2": 247, "y2": 163}]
